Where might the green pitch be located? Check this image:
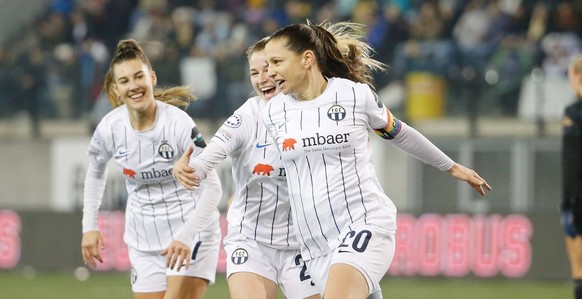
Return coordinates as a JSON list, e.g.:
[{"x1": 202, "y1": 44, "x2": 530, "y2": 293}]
[{"x1": 0, "y1": 271, "x2": 571, "y2": 299}]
